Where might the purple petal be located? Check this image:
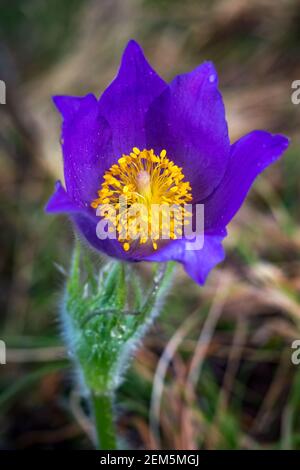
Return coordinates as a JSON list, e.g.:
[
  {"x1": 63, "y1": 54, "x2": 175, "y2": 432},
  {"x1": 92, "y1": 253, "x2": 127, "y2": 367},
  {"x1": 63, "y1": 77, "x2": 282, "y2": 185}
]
[
  {"x1": 73, "y1": 212, "x2": 128, "y2": 260},
  {"x1": 46, "y1": 180, "x2": 80, "y2": 213},
  {"x1": 203, "y1": 131, "x2": 290, "y2": 232},
  {"x1": 46, "y1": 181, "x2": 131, "y2": 260},
  {"x1": 53, "y1": 94, "x2": 94, "y2": 120},
  {"x1": 98, "y1": 40, "x2": 167, "y2": 156},
  {"x1": 146, "y1": 62, "x2": 230, "y2": 201},
  {"x1": 53, "y1": 94, "x2": 113, "y2": 207},
  {"x1": 145, "y1": 233, "x2": 226, "y2": 285}
]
